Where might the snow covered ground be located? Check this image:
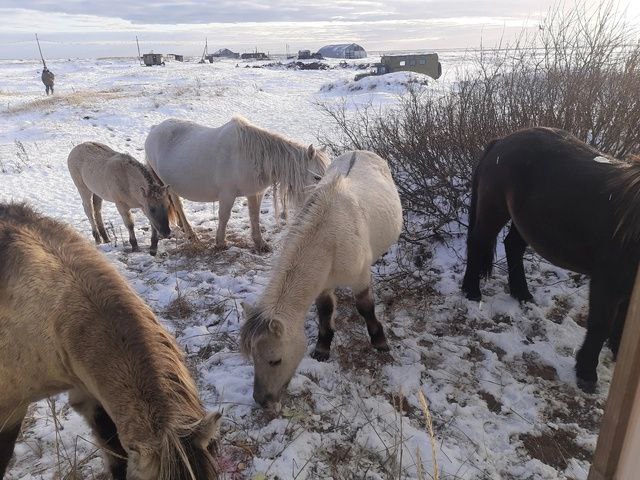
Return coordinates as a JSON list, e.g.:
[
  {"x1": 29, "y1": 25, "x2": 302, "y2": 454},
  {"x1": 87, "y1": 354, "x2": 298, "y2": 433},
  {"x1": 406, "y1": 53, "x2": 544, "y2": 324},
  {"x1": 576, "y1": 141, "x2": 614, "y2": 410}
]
[{"x1": 0, "y1": 53, "x2": 610, "y2": 479}]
